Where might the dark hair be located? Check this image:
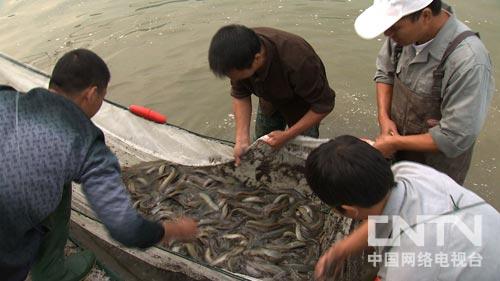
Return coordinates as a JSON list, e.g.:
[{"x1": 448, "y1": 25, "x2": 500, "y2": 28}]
[
  {"x1": 407, "y1": 0, "x2": 442, "y2": 22},
  {"x1": 305, "y1": 135, "x2": 395, "y2": 208},
  {"x1": 208, "y1": 24, "x2": 261, "y2": 77},
  {"x1": 49, "y1": 49, "x2": 110, "y2": 96}
]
